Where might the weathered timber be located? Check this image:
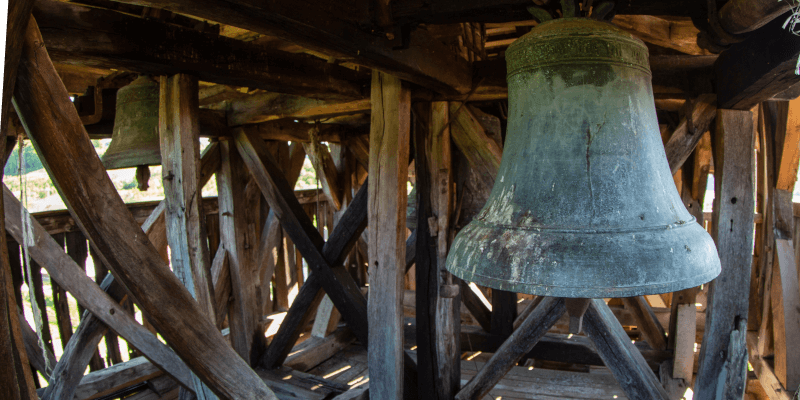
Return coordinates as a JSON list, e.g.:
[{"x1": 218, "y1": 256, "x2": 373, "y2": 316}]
[
  {"x1": 99, "y1": 0, "x2": 472, "y2": 95},
  {"x1": 455, "y1": 297, "x2": 566, "y2": 400},
  {"x1": 459, "y1": 280, "x2": 493, "y2": 333},
  {"x1": 392, "y1": 0, "x2": 703, "y2": 24},
  {"x1": 695, "y1": 109, "x2": 754, "y2": 399},
  {"x1": 34, "y1": 0, "x2": 365, "y2": 100},
  {"x1": 159, "y1": 74, "x2": 218, "y2": 400},
  {"x1": 770, "y1": 190, "x2": 800, "y2": 390},
  {"x1": 227, "y1": 94, "x2": 370, "y2": 127},
  {"x1": 368, "y1": 71, "x2": 411, "y2": 399},
  {"x1": 492, "y1": 290, "x2": 517, "y2": 339},
  {"x1": 217, "y1": 139, "x2": 262, "y2": 365},
  {"x1": 612, "y1": 15, "x2": 708, "y2": 55},
  {"x1": 242, "y1": 121, "x2": 357, "y2": 144},
  {"x1": 160, "y1": 74, "x2": 216, "y2": 320},
  {"x1": 621, "y1": 296, "x2": 667, "y2": 351},
  {"x1": 746, "y1": 331, "x2": 793, "y2": 400},
  {"x1": 449, "y1": 102, "x2": 502, "y2": 183},
  {"x1": 71, "y1": 357, "x2": 163, "y2": 400},
  {"x1": 234, "y1": 128, "x2": 368, "y2": 342},
  {"x1": 42, "y1": 274, "x2": 123, "y2": 400},
  {"x1": 12, "y1": 17, "x2": 276, "y2": 399},
  {"x1": 3, "y1": 187, "x2": 196, "y2": 391},
  {"x1": 259, "y1": 181, "x2": 369, "y2": 368},
  {"x1": 210, "y1": 247, "x2": 230, "y2": 329},
  {"x1": 1, "y1": 0, "x2": 33, "y2": 144},
  {"x1": 50, "y1": 234, "x2": 74, "y2": 353},
  {"x1": 256, "y1": 367, "x2": 349, "y2": 400},
  {"x1": 773, "y1": 99, "x2": 800, "y2": 191},
  {"x1": 718, "y1": 0, "x2": 793, "y2": 34},
  {"x1": 19, "y1": 312, "x2": 56, "y2": 381},
  {"x1": 414, "y1": 101, "x2": 459, "y2": 399},
  {"x1": 664, "y1": 94, "x2": 717, "y2": 175},
  {"x1": 672, "y1": 303, "x2": 697, "y2": 382},
  {"x1": 28, "y1": 257, "x2": 54, "y2": 355},
  {"x1": 715, "y1": 18, "x2": 800, "y2": 110},
  {"x1": 583, "y1": 299, "x2": 670, "y2": 400},
  {"x1": 285, "y1": 328, "x2": 357, "y2": 372},
  {"x1": 304, "y1": 130, "x2": 343, "y2": 210}
]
